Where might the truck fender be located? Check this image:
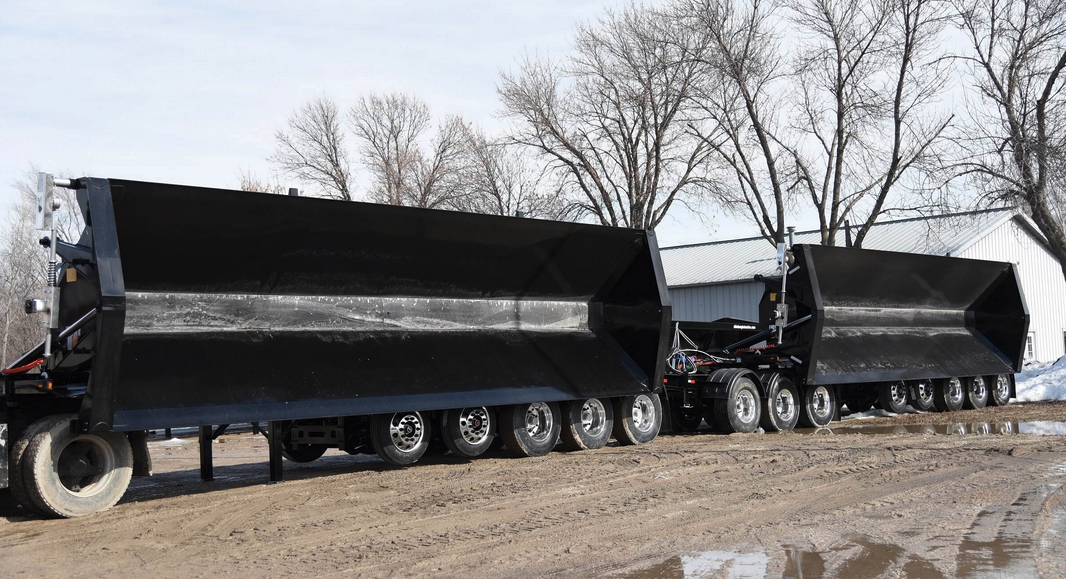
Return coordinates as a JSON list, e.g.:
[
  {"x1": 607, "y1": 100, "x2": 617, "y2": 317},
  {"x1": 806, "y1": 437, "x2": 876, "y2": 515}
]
[{"x1": 700, "y1": 368, "x2": 762, "y2": 401}]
